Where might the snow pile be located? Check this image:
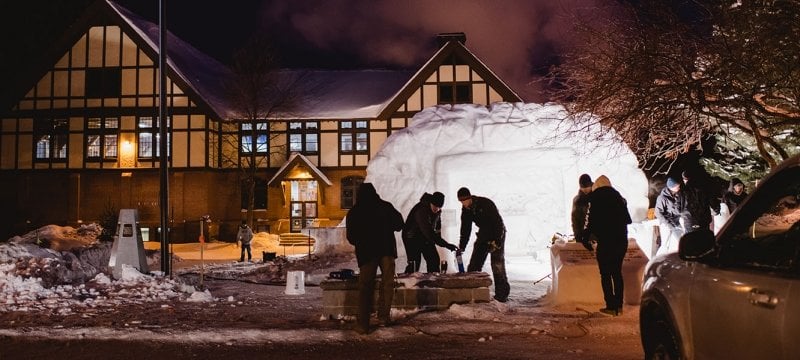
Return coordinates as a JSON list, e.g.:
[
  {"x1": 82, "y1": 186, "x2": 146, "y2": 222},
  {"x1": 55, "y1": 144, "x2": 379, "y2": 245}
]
[
  {"x1": 0, "y1": 263, "x2": 198, "y2": 314},
  {"x1": 8, "y1": 224, "x2": 102, "y2": 252},
  {"x1": 366, "y1": 102, "x2": 649, "y2": 270}
]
